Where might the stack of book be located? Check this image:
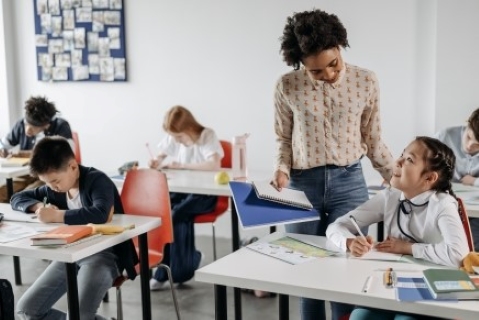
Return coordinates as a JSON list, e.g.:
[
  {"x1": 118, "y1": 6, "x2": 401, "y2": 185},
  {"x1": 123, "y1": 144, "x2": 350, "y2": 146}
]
[{"x1": 396, "y1": 268, "x2": 479, "y2": 301}]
